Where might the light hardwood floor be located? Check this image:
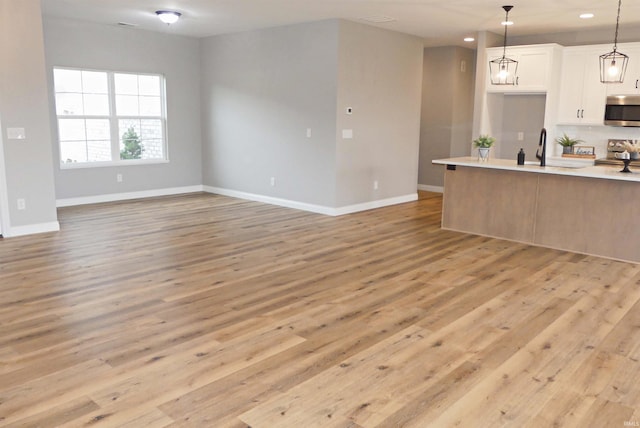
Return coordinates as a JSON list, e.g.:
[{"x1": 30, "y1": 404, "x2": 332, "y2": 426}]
[{"x1": 1, "y1": 191, "x2": 639, "y2": 427}]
